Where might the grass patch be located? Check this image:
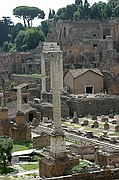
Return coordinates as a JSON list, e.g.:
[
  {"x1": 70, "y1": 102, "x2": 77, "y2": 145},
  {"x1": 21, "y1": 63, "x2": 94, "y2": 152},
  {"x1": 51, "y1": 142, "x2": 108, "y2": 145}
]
[
  {"x1": 1, "y1": 178, "x2": 13, "y2": 180},
  {"x1": 62, "y1": 118, "x2": 118, "y2": 137},
  {"x1": 108, "y1": 131, "x2": 119, "y2": 136},
  {"x1": 71, "y1": 160, "x2": 89, "y2": 173},
  {"x1": 64, "y1": 159, "x2": 90, "y2": 175},
  {"x1": 12, "y1": 73, "x2": 48, "y2": 79},
  {"x1": 19, "y1": 162, "x2": 39, "y2": 171},
  {"x1": 13, "y1": 141, "x2": 32, "y2": 152}
]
